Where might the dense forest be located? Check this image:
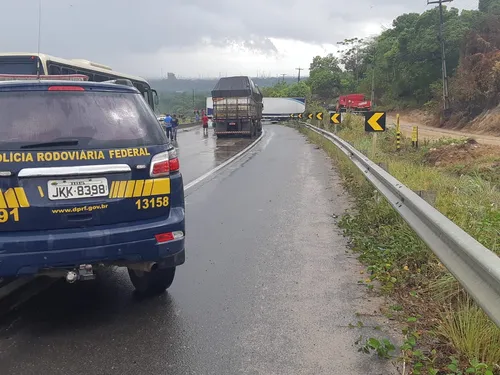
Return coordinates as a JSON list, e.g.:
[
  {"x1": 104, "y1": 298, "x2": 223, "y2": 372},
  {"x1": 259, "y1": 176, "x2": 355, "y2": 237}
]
[{"x1": 261, "y1": 0, "x2": 500, "y2": 130}]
